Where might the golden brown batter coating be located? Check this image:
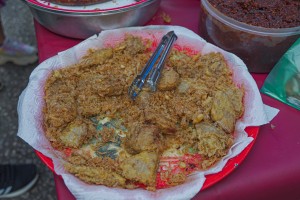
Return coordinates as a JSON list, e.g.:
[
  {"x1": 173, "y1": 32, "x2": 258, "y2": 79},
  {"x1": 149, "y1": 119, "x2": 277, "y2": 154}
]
[
  {"x1": 125, "y1": 124, "x2": 163, "y2": 154},
  {"x1": 65, "y1": 163, "x2": 127, "y2": 187},
  {"x1": 211, "y1": 91, "x2": 236, "y2": 133},
  {"x1": 59, "y1": 118, "x2": 96, "y2": 148},
  {"x1": 157, "y1": 68, "x2": 180, "y2": 91},
  {"x1": 43, "y1": 35, "x2": 244, "y2": 190},
  {"x1": 120, "y1": 151, "x2": 159, "y2": 190},
  {"x1": 196, "y1": 122, "x2": 234, "y2": 169}
]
